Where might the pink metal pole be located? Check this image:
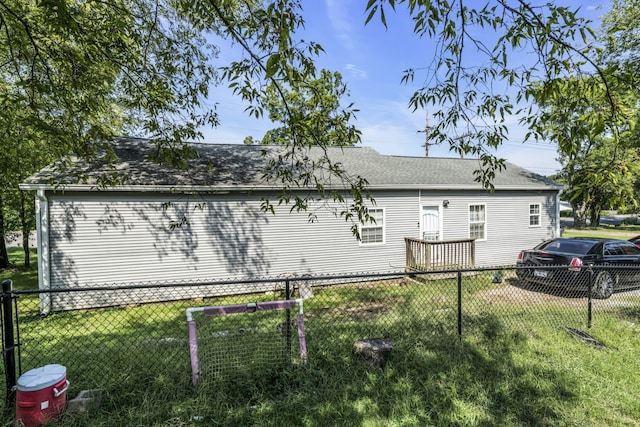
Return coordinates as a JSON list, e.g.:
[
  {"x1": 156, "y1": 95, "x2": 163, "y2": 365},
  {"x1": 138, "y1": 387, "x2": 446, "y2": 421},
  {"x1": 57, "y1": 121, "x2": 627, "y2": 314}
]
[{"x1": 188, "y1": 320, "x2": 200, "y2": 386}]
